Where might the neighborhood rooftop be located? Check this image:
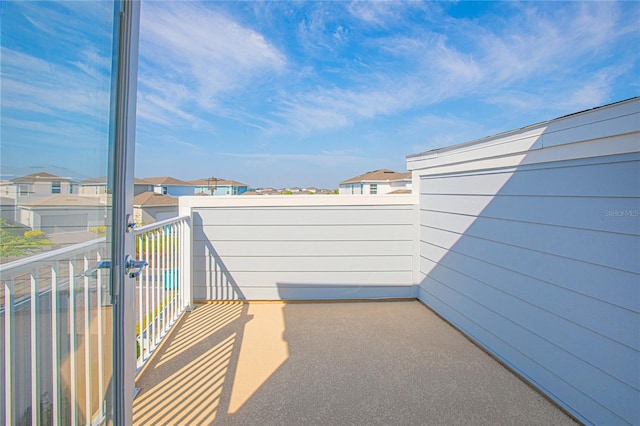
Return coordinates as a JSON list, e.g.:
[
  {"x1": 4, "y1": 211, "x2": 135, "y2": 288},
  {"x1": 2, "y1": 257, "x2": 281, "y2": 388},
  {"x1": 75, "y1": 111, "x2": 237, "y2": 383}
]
[{"x1": 340, "y1": 169, "x2": 411, "y2": 184}]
